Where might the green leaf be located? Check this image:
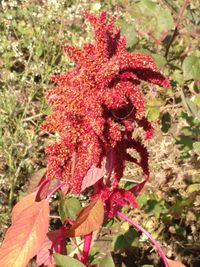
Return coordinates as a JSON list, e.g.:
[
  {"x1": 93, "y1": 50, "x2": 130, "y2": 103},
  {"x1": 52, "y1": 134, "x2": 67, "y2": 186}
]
[
  {"x1": 35, "y1": 43, "x2": 44, "y2": 57},
  {"x1": 161, "y1": 112, "x2": 171, "y2": 133},
  {"x1": 117, "y1": 20, "x2": 138, "y2": 48},
  {"x1": 99, "y1": 255, "x2": 115, "y2": 267},
  {"x1": 187, "y1": 183, "x2": 200, "y2": 193},
  {"x1": 157, "y1": 10, "x2": 173, "y2": 34},
  {"x1": 185, "y1": 98, "x2": 200, "y2": 120},
  {"x1": 53, "y1": 254, "x2": 85, "y2": 267},
  {"x1": 172, "y1": 70, "x2": 184, "y2": 86},
  {"x1": 193, "y1": 142, "x2": 200, "y2": 151},
  {"x1": 59, "y1": 196, "x2": 81, "y2": 222},
  {"x1": 103, "y1": 218, "x2": 115, "y2": 228},
  {"x1": 194, "y1": 94, "x2": 200, "y2": 107},
  {"x1": 182, "y1": 55, "x2": 200, "y2": 81},
  {"x1": 138, "y1": 0, "x2": 157, "y2": 16},
  {"x1": 152, "y1": 54, "x2": 167, "y2": 69},
  {"x1": 112, "y1": 228, "x2": 139, "y2": 251},
  {"x1": 145, "y1": 199, "x2": 169, "y2": 218},
  {"x1": 137, "y1": 192, "x2": 148, "y2": 208},
  {"x1": 176, "y1": 135, "x2": 194, "y2": 151},
  {"x1": 181, "y1": 112, "x2": 195, "y2": 126},
  {"x1": 146, "y1": 106, "x2": 160, "y2": 121},
  {"x1": 146, "y1": 99, "x2": 162, "y2": 122}
]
